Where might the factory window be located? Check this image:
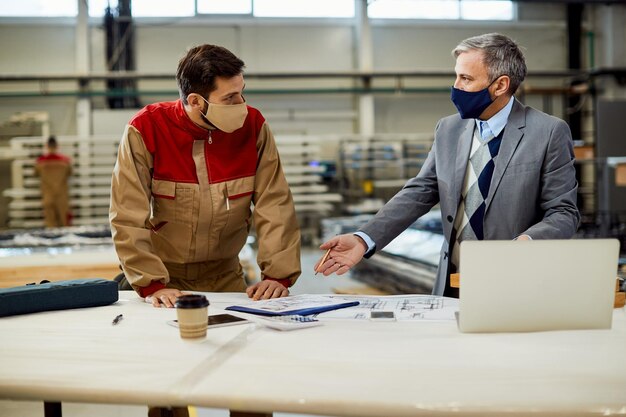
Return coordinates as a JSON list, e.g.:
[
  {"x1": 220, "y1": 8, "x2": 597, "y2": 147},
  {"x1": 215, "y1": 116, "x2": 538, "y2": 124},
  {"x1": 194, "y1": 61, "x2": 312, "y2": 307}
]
[
  {"x1": 1, "y1": 0, "x2": 512, "y2": 20},
  {"x1": 0, "y1": 0, "x2": 78, "y2": 17},
  {"x1": 368, "y1": 0, "x2": 515, "y2": 21},
  {"x1": 96, "y1": 0, "x2": 354, "y2": 18},
  {"x1": 88, "y1": 0, "x2": 195, "y2": 17},
  {"x1": 197, "y1": 0, "x2": 253, "y2": 15},
  {"x1": 0, "y1": 0, "x2": 353, "y2": 18},
  {"x1": 198, "y1": 0, "x2": 356, "y2": 17},
  {"x1": 252, "y1": 0, "x2": 355, "y2": 18},
  {"x1": 0, "y1": 0, "x2": 195, "y2": 17}
]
